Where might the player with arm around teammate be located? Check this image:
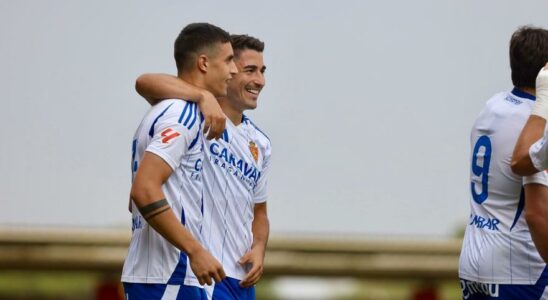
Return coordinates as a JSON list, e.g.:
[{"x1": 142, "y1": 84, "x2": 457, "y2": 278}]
[
  {"x1": 511, "y1": 63, "x2": 548, "y2": 264},
  {"x1": 459, "y1": 26, "x2": 548, "y2": 300},
  {"x1": 135, "y1": 34, "x2": 270, "y2": 300},
  {"x1": 121, "y1": 23, "x2": 237, "y2": 300}
]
